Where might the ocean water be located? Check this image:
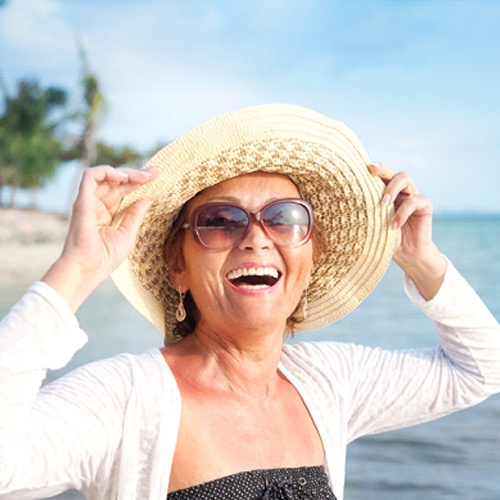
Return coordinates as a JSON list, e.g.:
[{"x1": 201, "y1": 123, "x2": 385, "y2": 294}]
[{"x1": 2, "y1": 215, "x2": 500, "y2": 499}]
